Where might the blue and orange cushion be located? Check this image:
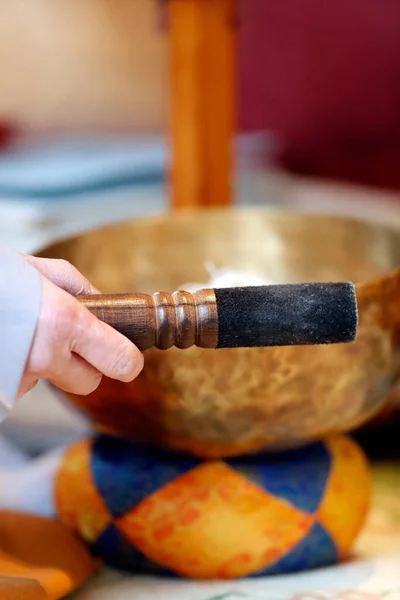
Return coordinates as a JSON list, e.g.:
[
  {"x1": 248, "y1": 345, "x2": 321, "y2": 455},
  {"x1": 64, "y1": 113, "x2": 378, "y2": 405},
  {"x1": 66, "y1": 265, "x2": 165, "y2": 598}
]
[{"x1": 55, "y1": 434, "x2": 371, "y2": 579}]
